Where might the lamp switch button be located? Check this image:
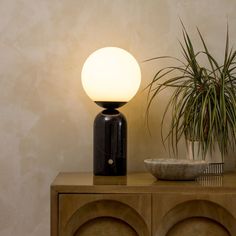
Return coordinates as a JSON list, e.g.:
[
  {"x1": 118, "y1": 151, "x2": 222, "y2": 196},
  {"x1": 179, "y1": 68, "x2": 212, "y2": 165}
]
[{"x1": 108, "y1": 159, "x2": 114, "y2": 165}]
